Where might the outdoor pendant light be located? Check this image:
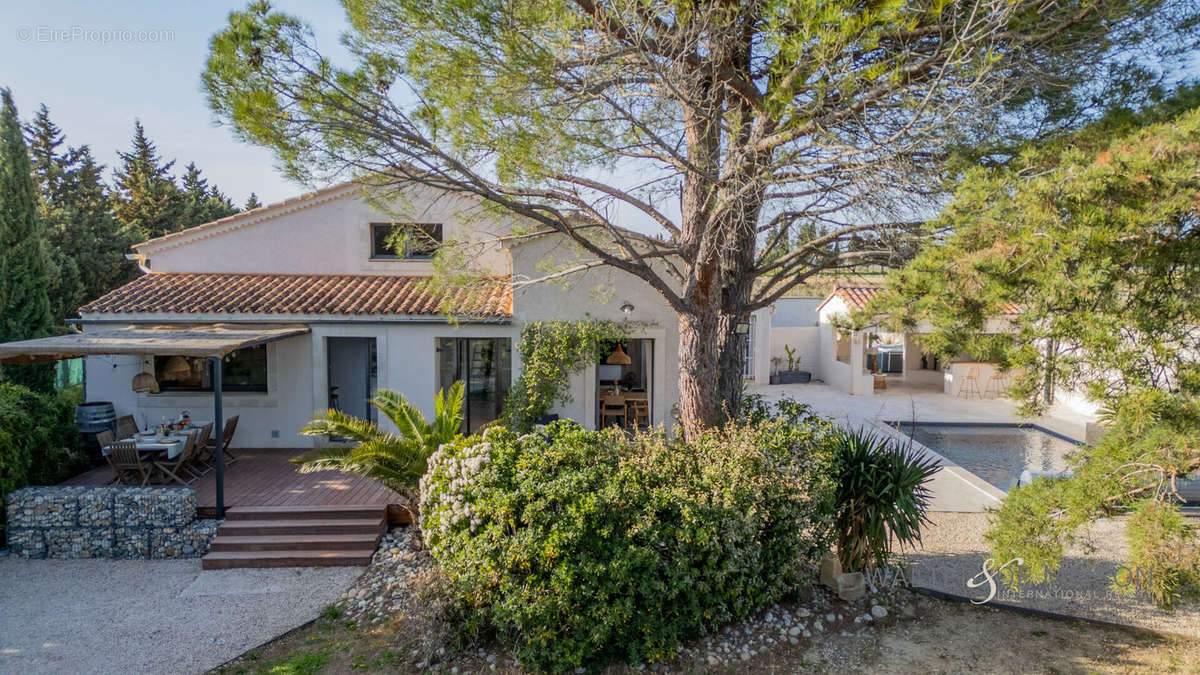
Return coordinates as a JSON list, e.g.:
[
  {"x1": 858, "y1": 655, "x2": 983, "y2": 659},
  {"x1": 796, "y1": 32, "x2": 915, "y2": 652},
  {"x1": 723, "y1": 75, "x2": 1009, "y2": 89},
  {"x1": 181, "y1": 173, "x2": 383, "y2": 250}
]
[{"x1": 606, "y1": 344, "x2": 632, "y2": 365}]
